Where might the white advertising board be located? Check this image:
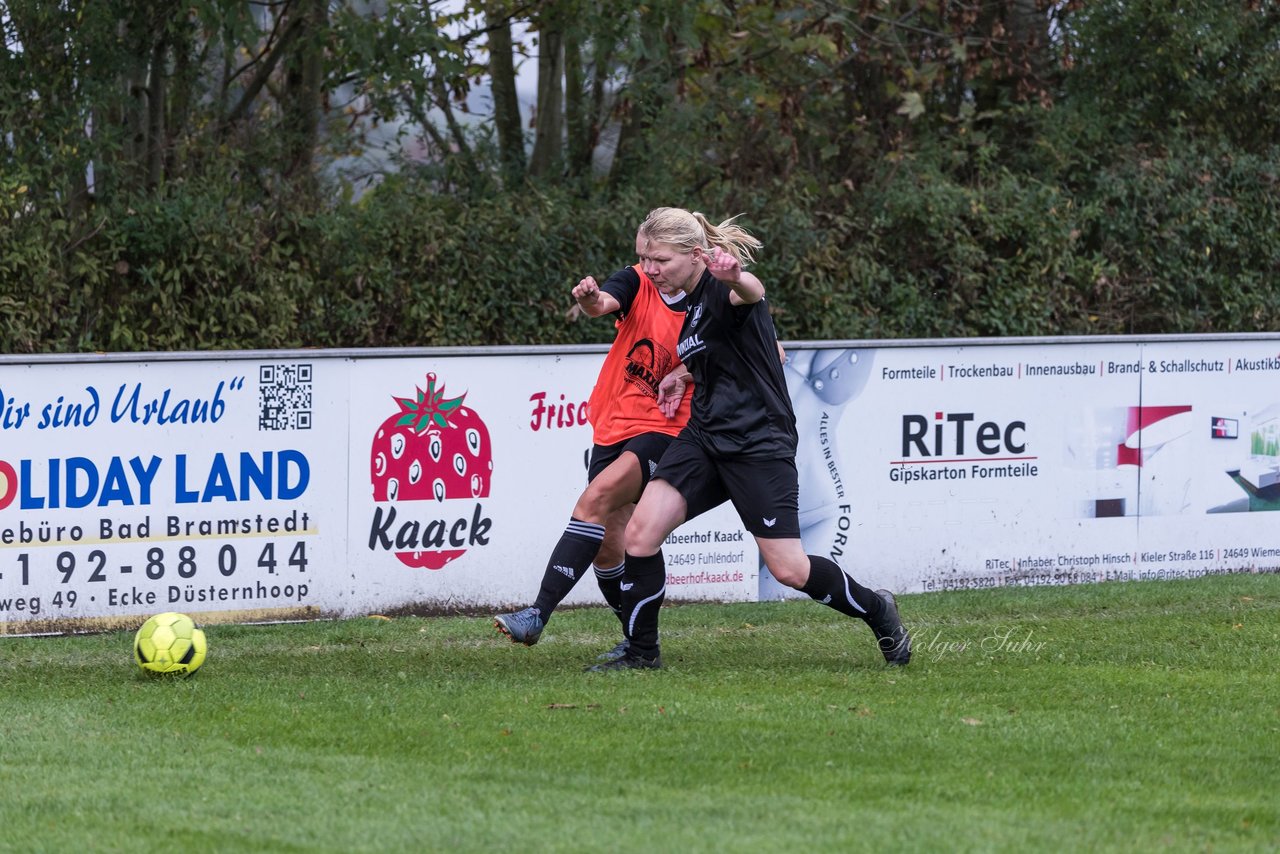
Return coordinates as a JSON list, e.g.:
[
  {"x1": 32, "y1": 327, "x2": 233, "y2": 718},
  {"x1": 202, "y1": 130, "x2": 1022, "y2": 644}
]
[
  {"x1": 0, "y1": 360, "x2": 345, "y2": 633},
  {"x1": 0, "y1": 349, "x2": 756, "y2": 634},
  {"x1": 341, "y1": 354, "x2": 754, "y2": 618},
  {"x1": 783, "y1": 338, "x2": 1280, "y2": 596},
  {"x1": 3, "y1": 336, "x2": 1278, "y2": 633}
]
